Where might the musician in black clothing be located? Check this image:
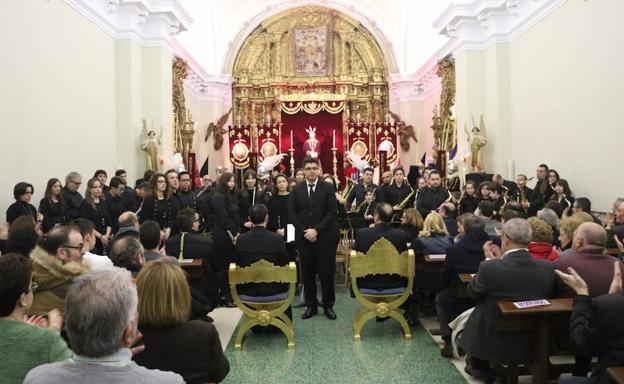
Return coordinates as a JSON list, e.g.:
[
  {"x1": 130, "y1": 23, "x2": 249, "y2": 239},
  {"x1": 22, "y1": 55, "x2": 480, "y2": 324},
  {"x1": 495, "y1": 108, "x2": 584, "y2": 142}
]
[
  {"x1": 384, "y1": 167, "x2": 413, "y2": 210},
  {"x1": 94, "y1": 169, "x2": 110, "y2": 197},
  {"x1": 346, "y1": 167, "x2": 384, "y2": 210},
  {"x1": 107, "y1": 176, "x2": 129, "y2": 233},
  {"x1": 115, "y1": 169, "x2": 137, "y2": 212},
  {"x1": 178, "y1": 171, "x2": 197, "y2": 209},
  {"x1": 138, "y1": 173, "x2": 172, "y2": 239},
  {"x1": 288, "y1": 157, "x2": 339, "y2": 320},
  {"x1": 238, "y1": 169, "x2": 267, "y2": 232},
  {"x1": 210, "y1": 172, "x2": 241, "y2": 306},
  {"x1": 165, "y1": 169, "x2": 184, "y2": 235},
  {"x1": 6, "y1": 182, "x2": 40, "y2": 225},
  {"x1": 267, "y1": 174, "x2": 290, "y2": 236},
  {"x1": 458, "y1": 180, "x2": 479, "y2": 215},
  {"x1": 416, "y1": 171, "x2": 451, "y2": 219},
  {"x1": 61, "y1": 171, "x2": 83, "y2": 220},
  {"x1": 528, "y1": 164, "x2": 550, "y2": 216},
  {"x1": 79, "y1": 177, "x2": 112, "y2": 254},
  {"x1": 510, "y1": 174, "x2": 533, "y2": 212},
  {"x1": 39, "y1": 178, "x2": 67, "y2": 232},
  {"x1": 358, "y1": 188, "x2": 378, "y2": 227},
  {"x1": 323, "y1": 175, "x2": 348, "y2": 219}
]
